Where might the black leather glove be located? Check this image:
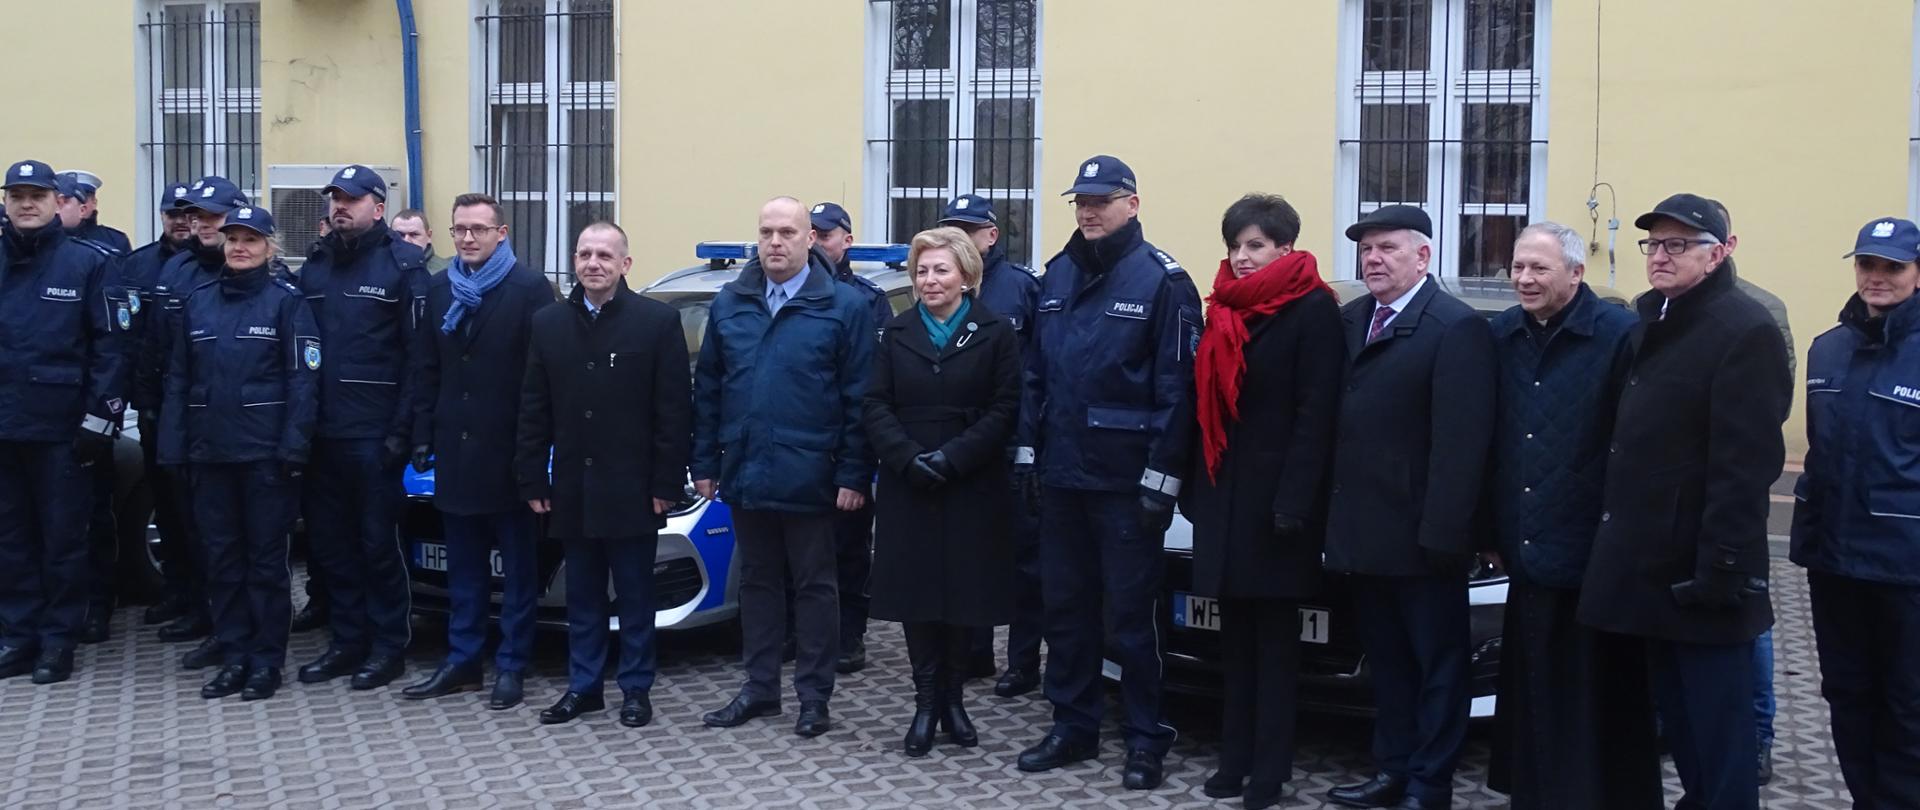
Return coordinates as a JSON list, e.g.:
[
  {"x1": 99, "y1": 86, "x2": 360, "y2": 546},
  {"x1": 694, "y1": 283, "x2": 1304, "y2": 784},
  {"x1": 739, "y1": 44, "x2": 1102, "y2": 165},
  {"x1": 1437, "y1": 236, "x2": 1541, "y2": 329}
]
[
  {"x1": 923, "y1": 450, "x2": 955, "y2": 481},
  {"x1": 1012, "y1": 463, "x2": 1042, "y2": 513},
  {"x1": 279, "y1": 461, "x2": 305, "y2": 482},
  {"x1": 1138, "y1": 493, "x2": 1175, "y2": 535},
  {"x1": 381, "y1": 435, "x2": 408, "y2": 467},
  {"x1": 1271, "y1": 512, "x2": 1305, "y2": 538},
  {"x1": 1671, "y1": 568, "x2": 1764, "y2": 609},
  {"x1": 907, "y1": 453, "x2": 948, "y2": 490},
  {"x1": 73, "y1": 430, "x2": 114, "y2": 467},
  {"x1": 1422, "y1": 546, "x2": 1473, "y2": 575},
  {"x1": 410, "y1": 445, "x2": 434, "y2": 473}
]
